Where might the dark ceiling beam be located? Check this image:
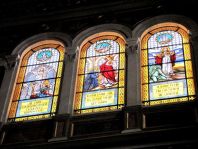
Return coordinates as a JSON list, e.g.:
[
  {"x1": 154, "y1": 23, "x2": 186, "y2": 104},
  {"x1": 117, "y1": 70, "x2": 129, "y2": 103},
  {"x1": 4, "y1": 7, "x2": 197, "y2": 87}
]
[{"x1": 0, "y1": 0, "x2": 159, "y2": 28}]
